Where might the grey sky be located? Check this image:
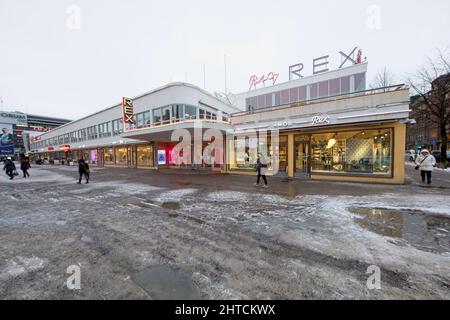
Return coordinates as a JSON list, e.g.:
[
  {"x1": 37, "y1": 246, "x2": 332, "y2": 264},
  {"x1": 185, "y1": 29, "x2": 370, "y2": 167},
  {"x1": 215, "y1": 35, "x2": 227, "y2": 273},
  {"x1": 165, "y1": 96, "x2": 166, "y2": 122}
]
[{"x1": 0, "y1": 0, "x2": 449, "y2": 119}]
